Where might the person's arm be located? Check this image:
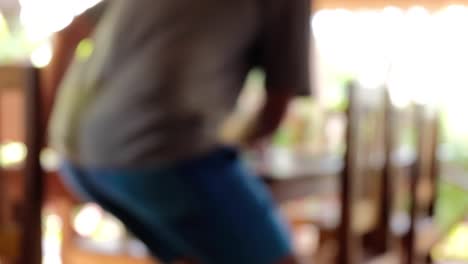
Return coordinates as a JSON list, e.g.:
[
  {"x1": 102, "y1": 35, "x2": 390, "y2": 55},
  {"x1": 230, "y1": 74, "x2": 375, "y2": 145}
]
[
  {"x1": 42, "y1": 3, "x2": 106, "y2": 129},
  {"x1": 244, "y1": 89, "x2": 292, "y2": 144},
  {"x1": 244, "y1": 0, "x2": 311, "y2": 145}
]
